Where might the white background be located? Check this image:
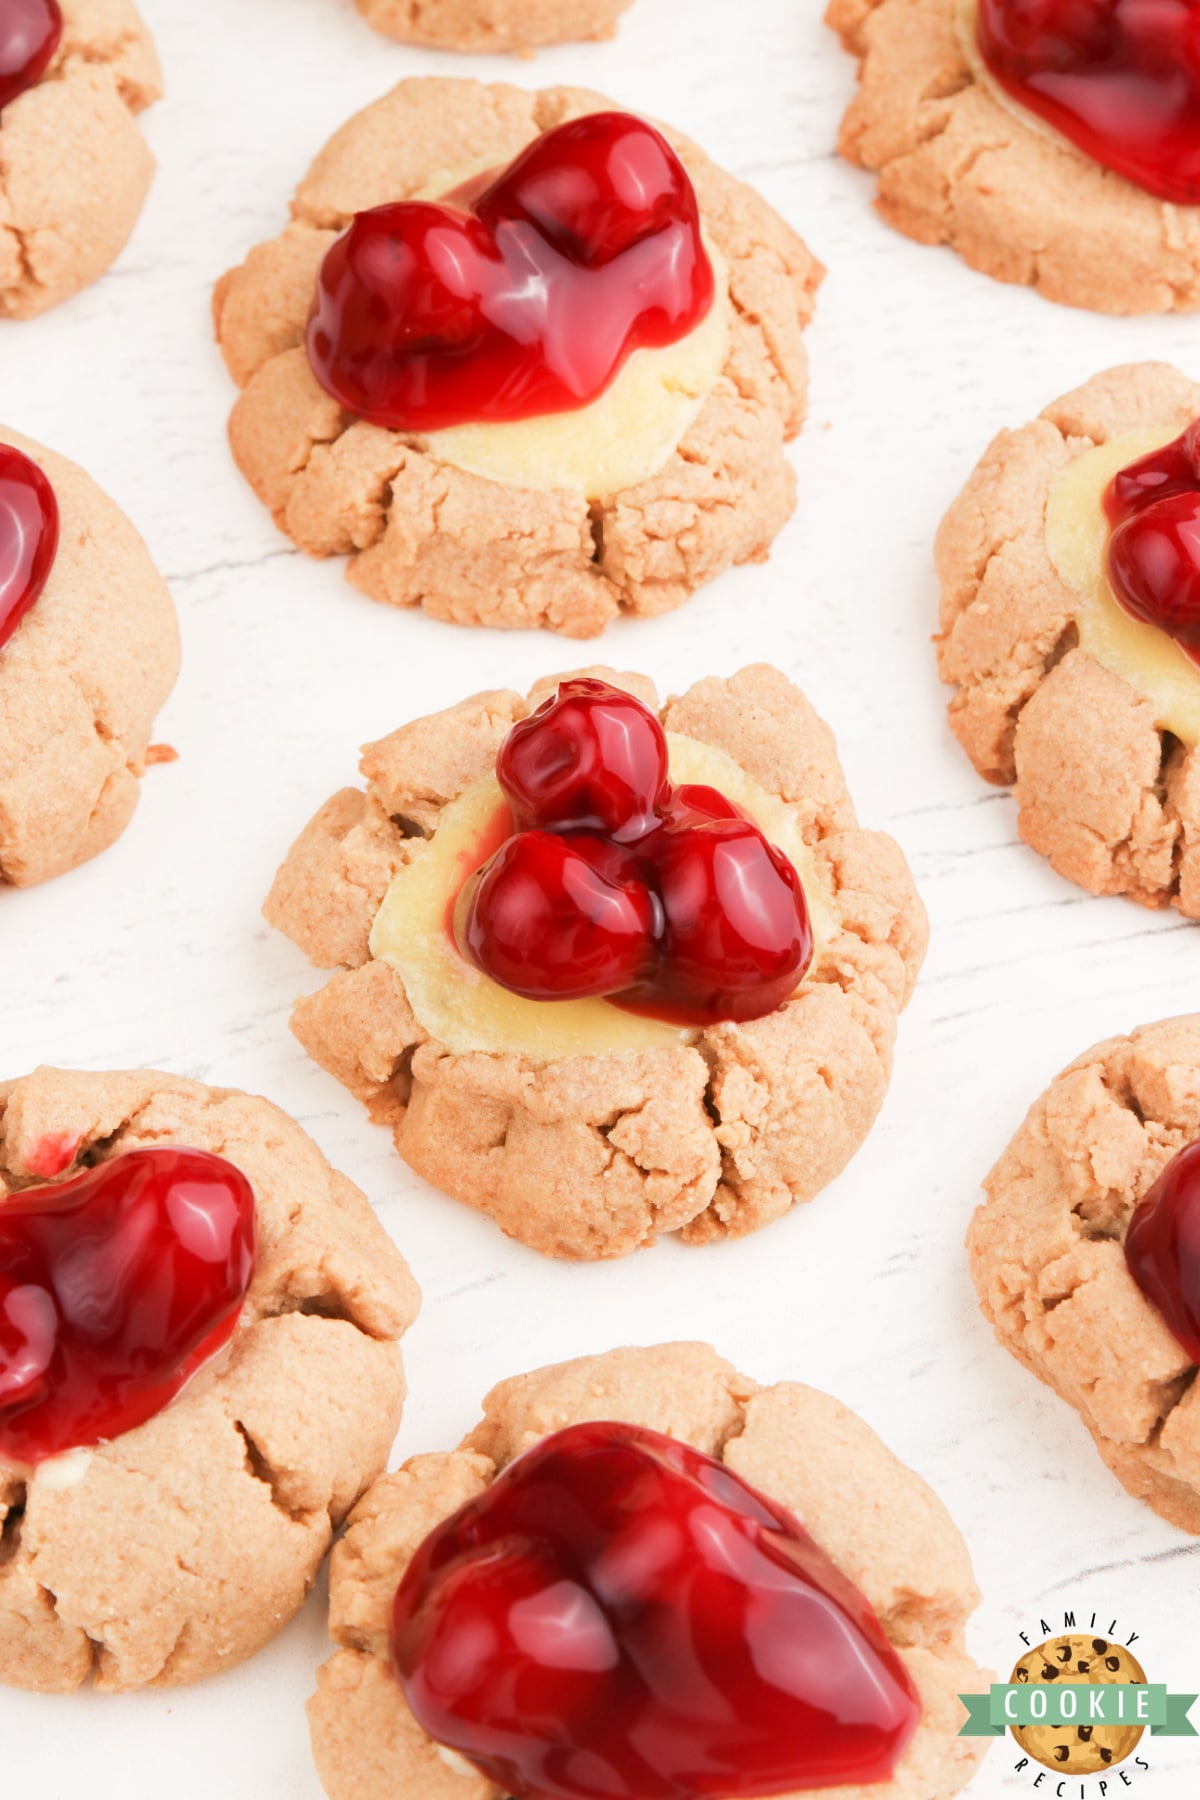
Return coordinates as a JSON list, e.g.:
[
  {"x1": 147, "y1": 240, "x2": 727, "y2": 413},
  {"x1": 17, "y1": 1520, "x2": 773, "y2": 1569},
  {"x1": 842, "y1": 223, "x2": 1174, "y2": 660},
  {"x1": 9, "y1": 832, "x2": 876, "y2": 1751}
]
[{"x1": 2, "y1": 1, "x2": 1198, "y2": 1794}]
